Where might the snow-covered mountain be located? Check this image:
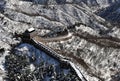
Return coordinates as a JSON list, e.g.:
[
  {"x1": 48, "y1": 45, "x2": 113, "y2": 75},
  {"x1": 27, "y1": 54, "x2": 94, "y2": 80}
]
[
  {"x1": 0, "y1": 0, "x2": 120, "y2": 81},
  {"x1": 97, "y1": 2, "x2": 120, "y2": 27}
]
